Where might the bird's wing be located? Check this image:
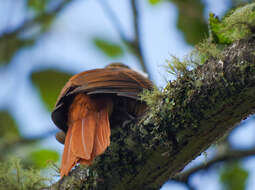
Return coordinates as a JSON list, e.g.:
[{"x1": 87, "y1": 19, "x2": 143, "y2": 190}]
[
  {"x1": 68, "y1": 68, "x2": 152, "y2": 97},
  {"x1": 51, "y1": 67, "x2": 153, "y2": 131}
]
